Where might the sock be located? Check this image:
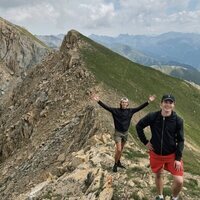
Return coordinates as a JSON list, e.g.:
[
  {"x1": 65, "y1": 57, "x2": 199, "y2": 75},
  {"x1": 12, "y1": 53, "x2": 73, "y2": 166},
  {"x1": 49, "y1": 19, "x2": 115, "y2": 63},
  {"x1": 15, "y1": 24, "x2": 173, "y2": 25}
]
[
  {"x1": 171, "y1": 197, "x2": 178, "y2": 200},
  {"x1": 158, "y1": 194, "x2": 164, "y2": 199}
]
